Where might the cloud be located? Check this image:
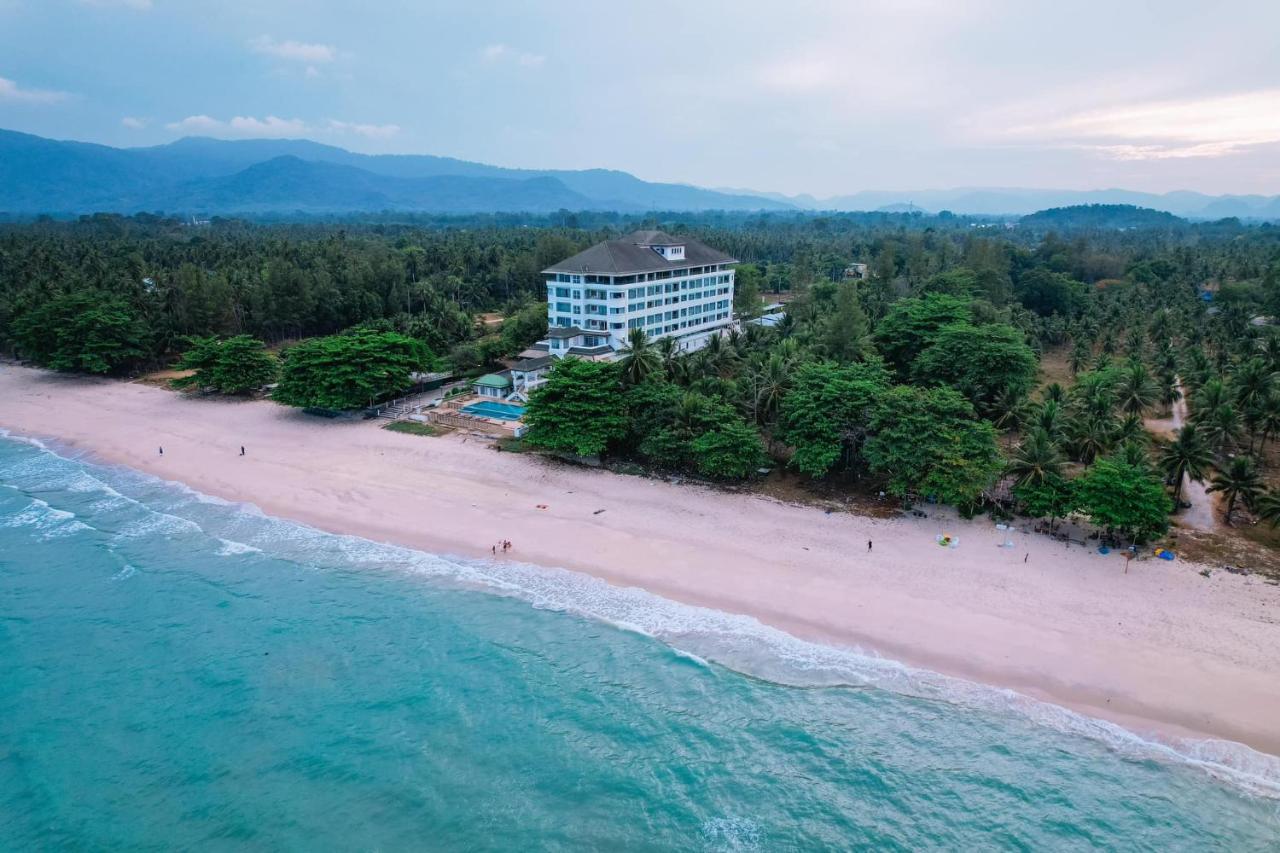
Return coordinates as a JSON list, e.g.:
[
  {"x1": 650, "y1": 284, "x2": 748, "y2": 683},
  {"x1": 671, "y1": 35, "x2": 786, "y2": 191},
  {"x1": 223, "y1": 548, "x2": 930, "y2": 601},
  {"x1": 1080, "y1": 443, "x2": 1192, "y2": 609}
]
[
  {"x1": 162, "y1": 115, "x2": 400, "y2": 142},
  {"x1": 121, "y1": 116, "x2": 147, "y2": 129},
  {"x1": 480, "y1": 43, "x2": 545, "y2": 69},
  {"x1": 992, "y1": 89, "x2": 1280, "y2": 161},
  {"x1": 250, "y1": 36, "x2": 336, "y2": 64},
  {"x1": 165, "y1": 114, "x2": 310, "y2": 137},
  {"x1": 327, "y1": 119, "x2": 401, "y2": 139},
  {"x1": 79, "y1": 0, "x2": 152, "y2": 8},
  {"x1": 756, "y1": 56, "x2": 840, "y2": 94},
  {"x1": 0, "y1": 76, "x2": 71, "y2": 103}
]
